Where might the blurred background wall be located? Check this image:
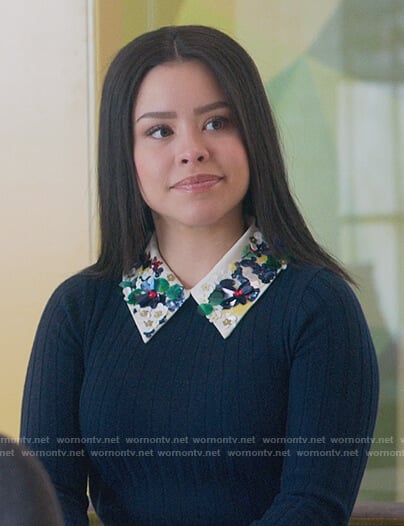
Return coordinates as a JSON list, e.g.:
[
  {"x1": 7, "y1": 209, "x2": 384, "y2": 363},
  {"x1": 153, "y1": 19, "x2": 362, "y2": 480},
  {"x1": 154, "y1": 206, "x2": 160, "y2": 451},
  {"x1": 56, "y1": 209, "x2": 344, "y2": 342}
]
[
  {"x1": 0, "y1": 1, "x2": 94, "y2": 434},
  {"x1": 1, "y1": 0, "x2": 403, "y2": 502}
]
